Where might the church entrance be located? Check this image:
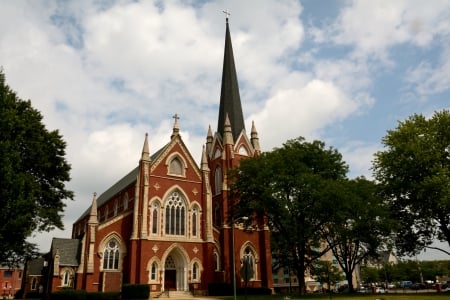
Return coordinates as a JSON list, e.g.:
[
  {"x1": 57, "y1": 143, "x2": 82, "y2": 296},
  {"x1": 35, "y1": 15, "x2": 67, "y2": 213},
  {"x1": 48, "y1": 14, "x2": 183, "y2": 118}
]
[
  {"x1": 163, "y1": 248, "x2": 188, "y2": 292},
  {"x1": 164, "y1": 270, "x2": 176, "y2": 291}
]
